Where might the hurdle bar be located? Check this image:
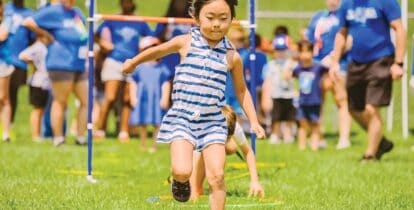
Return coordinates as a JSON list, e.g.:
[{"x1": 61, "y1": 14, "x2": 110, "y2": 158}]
[{"x1": 93, "y1": 14, "x2": 251, "y2": 27}]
